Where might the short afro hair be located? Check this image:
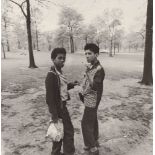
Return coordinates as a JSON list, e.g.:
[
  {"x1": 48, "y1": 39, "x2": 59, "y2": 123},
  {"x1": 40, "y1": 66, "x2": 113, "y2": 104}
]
[
  {"x1": 84, "y1": 43, "x2": 99, "y2": 54},
  {"x1": 51, "y1": 48, "x2": 66, "y2": 60}
]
